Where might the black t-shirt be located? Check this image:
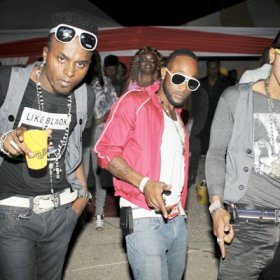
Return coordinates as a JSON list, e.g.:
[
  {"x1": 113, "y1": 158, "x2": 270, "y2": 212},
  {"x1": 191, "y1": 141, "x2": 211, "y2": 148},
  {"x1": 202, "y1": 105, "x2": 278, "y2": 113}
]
[{"x1": 0, "y1": 66, "x2": 94, "y2": 199}]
